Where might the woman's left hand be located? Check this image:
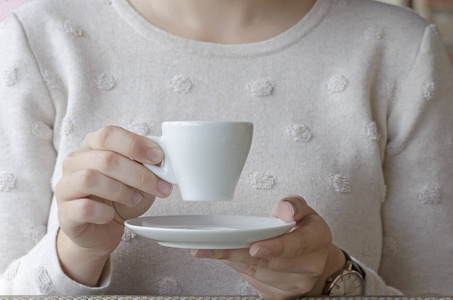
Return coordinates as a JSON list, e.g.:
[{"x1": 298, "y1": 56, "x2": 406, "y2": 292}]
[{"x1": 191, "y1": 195, "x2": 346, "y2": 299}]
